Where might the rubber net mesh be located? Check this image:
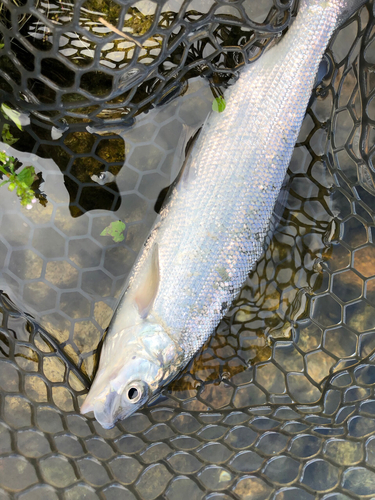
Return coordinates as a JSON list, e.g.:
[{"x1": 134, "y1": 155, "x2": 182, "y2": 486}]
[{"x1": 0, "y1": 0, "x2": 375, "y2": 499}]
